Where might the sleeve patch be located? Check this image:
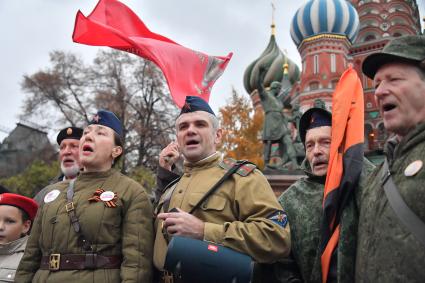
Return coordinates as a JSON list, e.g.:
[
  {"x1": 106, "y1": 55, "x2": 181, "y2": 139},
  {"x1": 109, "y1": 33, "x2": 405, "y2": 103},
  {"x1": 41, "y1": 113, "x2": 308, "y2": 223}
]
[{"x1": 268, "y1": 210, "x2": 288, "y2": 228}]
